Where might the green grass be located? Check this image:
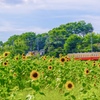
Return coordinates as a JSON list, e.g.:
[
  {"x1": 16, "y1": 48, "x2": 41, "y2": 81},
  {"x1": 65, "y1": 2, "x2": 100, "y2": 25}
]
[{"x1": 5, "y1": 83, "x2": 100, "y2": 100}]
